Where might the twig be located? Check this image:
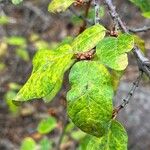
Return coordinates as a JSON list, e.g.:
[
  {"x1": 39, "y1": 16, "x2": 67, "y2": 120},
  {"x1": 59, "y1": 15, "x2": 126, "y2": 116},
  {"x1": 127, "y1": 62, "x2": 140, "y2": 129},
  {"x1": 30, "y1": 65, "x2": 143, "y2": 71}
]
[
  {"x1": 129, "y1": 26, "x2": 150, "y2": 33},
  {"x1": 56, "y1": 119, "x2": 69, "y2": 150},
  {"x1": 113, "y1": 71, "x2": 143, "y2": 118},
  {"x1": 104, "y1": 0, "x2": 150, "y2": 78},
  {"x1": 80, "y1": 0, "x2": 92, "y2": 32},
  {"x1": 94, "y1": 0, "x2": 100, "y2": 24}
]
